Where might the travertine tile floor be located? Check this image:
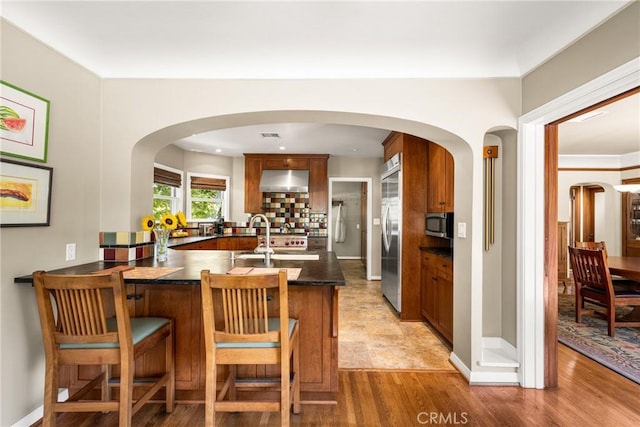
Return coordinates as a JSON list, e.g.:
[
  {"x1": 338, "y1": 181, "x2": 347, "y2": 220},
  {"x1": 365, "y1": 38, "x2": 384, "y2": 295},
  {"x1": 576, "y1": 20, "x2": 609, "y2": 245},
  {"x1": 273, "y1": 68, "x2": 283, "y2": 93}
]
[{"x1": 338, "y1": 260, "x2": 456, "y2": 371}]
